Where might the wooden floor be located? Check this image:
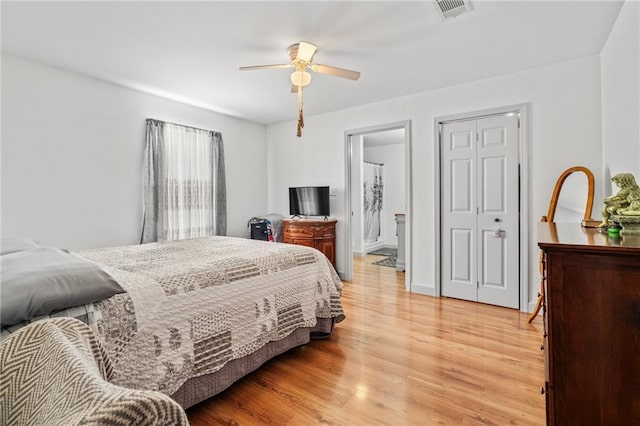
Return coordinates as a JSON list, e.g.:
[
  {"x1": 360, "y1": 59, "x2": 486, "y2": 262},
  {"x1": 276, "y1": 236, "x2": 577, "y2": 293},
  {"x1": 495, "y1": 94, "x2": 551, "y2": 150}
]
[{"x1": 188, "y1": 255, "x2": 546, "y2": 425}]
